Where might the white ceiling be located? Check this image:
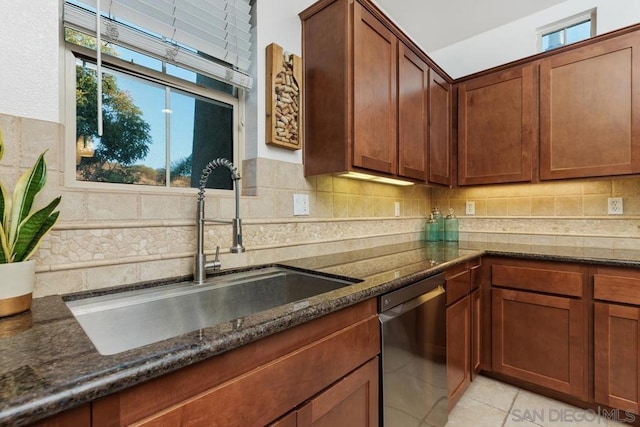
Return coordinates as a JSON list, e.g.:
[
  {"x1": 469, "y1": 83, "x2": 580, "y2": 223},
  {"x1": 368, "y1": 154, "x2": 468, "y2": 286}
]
[{"x1": 371, "y1": 0, "x2": 569, "y2": 52}]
